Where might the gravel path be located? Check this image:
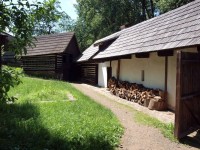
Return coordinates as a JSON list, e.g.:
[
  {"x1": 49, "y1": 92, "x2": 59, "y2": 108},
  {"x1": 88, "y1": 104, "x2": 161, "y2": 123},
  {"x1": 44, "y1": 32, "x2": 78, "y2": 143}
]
[{"x1": 72, "y1": 83, "x2": 199, "y2": 150}]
